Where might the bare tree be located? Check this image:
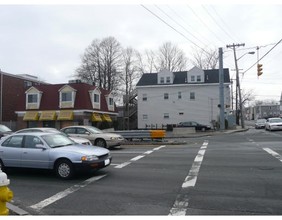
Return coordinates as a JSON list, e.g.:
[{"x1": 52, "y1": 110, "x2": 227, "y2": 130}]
[
  {"x1": 136, "y1": 49, "x2": 157, "y2": 74},
  {"x1": 75, "y1": 36, "x2": 122, "y2": 91},
  {"x1": 155, "y1": 42, "x2": 188, "y2": 72},
  {"x1": 191, "y1": 47, "x2": 219, "y2": 70}
]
